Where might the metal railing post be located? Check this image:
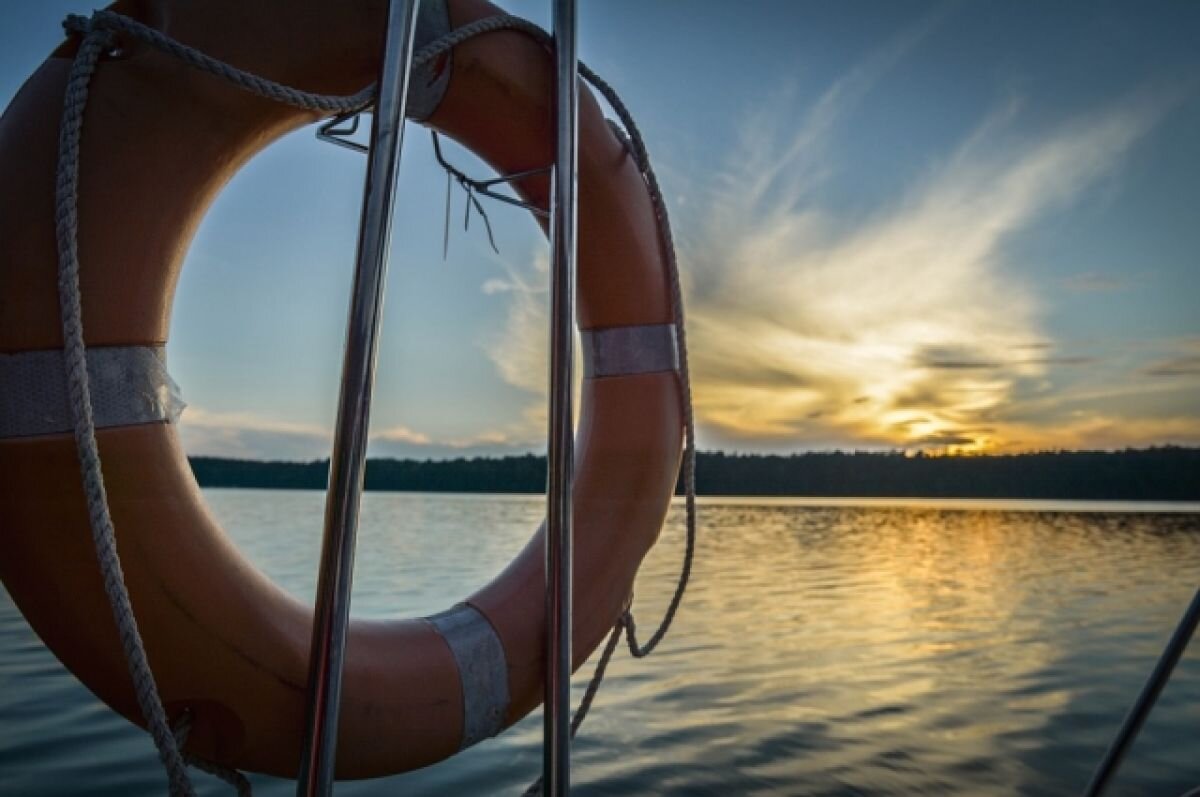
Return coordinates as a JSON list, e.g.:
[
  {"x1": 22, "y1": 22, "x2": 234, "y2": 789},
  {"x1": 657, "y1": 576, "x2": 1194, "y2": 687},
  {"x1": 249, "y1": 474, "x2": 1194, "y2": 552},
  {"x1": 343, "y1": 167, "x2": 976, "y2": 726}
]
[
  {"x1": 544, "y1": 0, "x2": 579, "y2": 794},
  {"x1": 1082, "y1": 585, "x2": 1200, "y2": 796},
  {"x1": 296, "y1": 1, "x2": 422, "y2": 794}
]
